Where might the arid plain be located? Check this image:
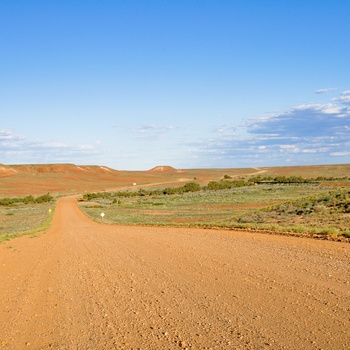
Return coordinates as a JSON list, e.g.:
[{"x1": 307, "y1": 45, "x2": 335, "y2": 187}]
[{"x1": 0, "y1": 164, "x2": 349, "y2": 349}]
